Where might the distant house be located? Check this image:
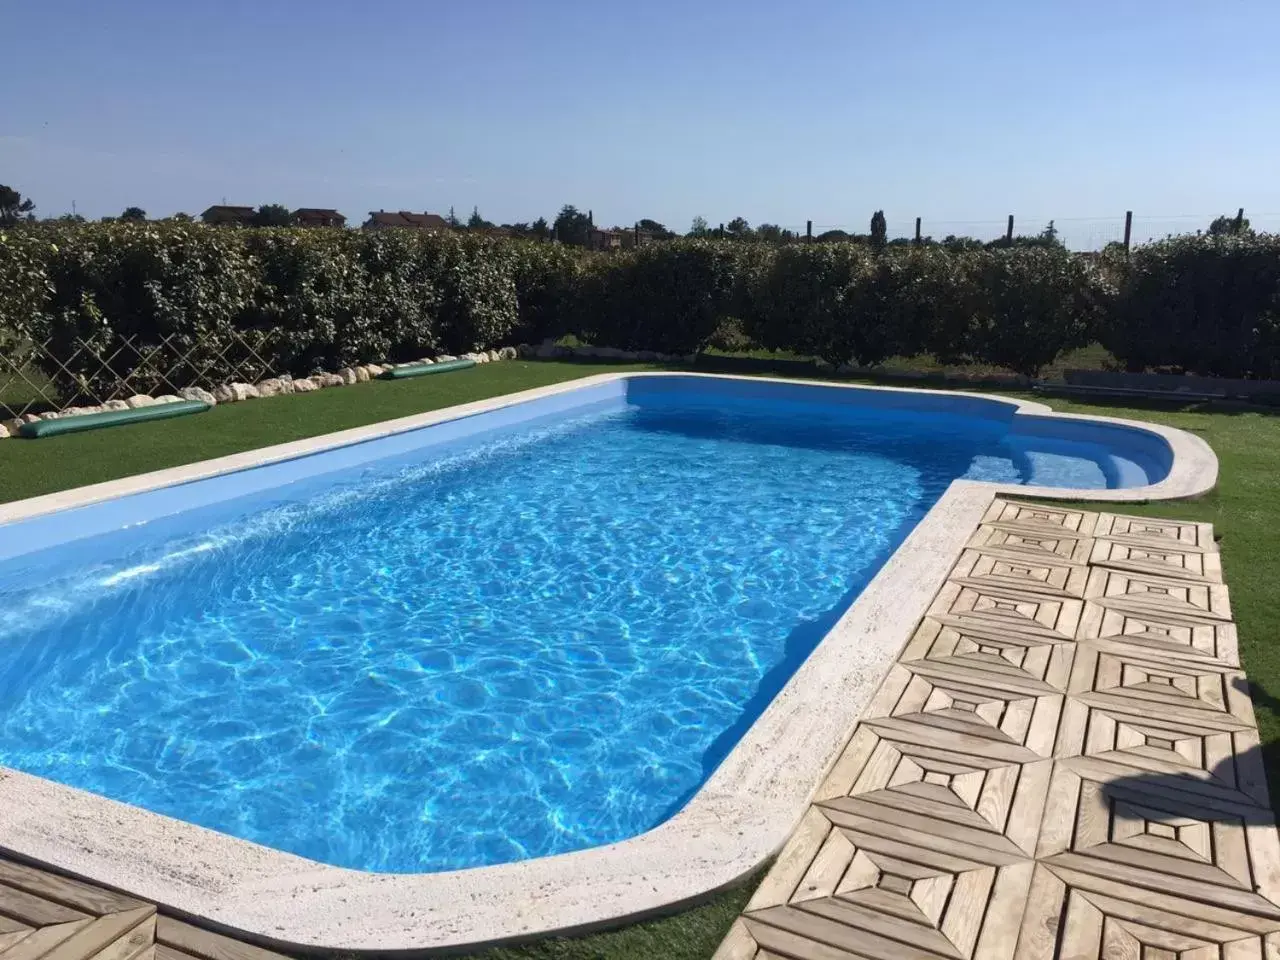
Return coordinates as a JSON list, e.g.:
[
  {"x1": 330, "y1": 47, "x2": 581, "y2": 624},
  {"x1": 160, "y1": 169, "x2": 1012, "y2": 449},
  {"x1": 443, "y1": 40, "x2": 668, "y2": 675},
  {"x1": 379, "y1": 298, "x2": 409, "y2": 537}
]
[
  {"x1": 589, "y1": 227, "x2": 663, "y2": 251},
  {"x1": 589, "y1": 228, "x2": 627, "y2": 252},
  {"x1": 200, "y1": 205, "x2": 256, "y2": 226},
  {"x1": 362, "y1": 211, "x2": 452, "y2": 232},
  {"x1": 293, "y1": 208, "x2": 346, "y2": 228}
]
